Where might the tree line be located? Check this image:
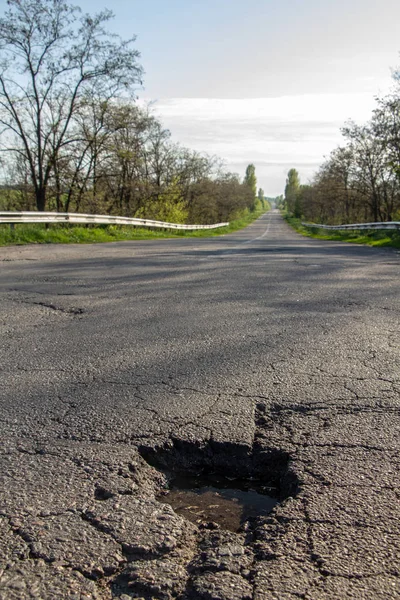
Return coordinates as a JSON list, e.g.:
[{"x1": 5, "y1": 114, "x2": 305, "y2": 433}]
[
  {"x1": 0, "y1": 0, "x2": 267, "y2": 224},
  {"x1": 281, "y1": 68, "x2": 400, "y2": 224}
]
